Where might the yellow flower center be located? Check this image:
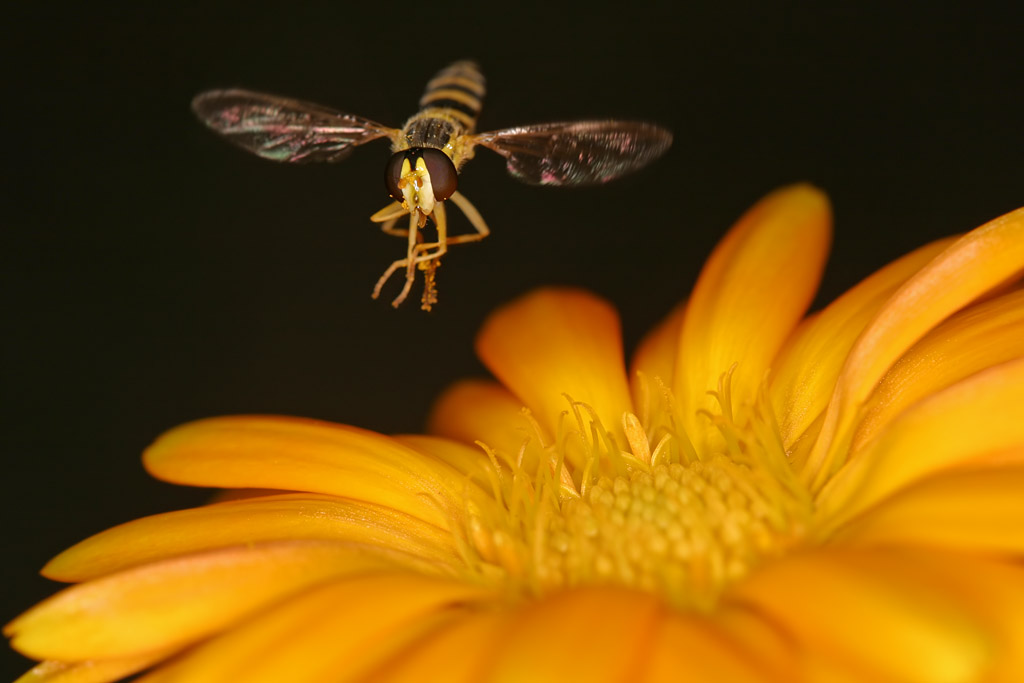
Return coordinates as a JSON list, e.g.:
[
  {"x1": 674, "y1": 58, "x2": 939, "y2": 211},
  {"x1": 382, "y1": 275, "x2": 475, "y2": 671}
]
[{"x1": 460, "y1": 372, "x2": 814, "y2": 610}]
